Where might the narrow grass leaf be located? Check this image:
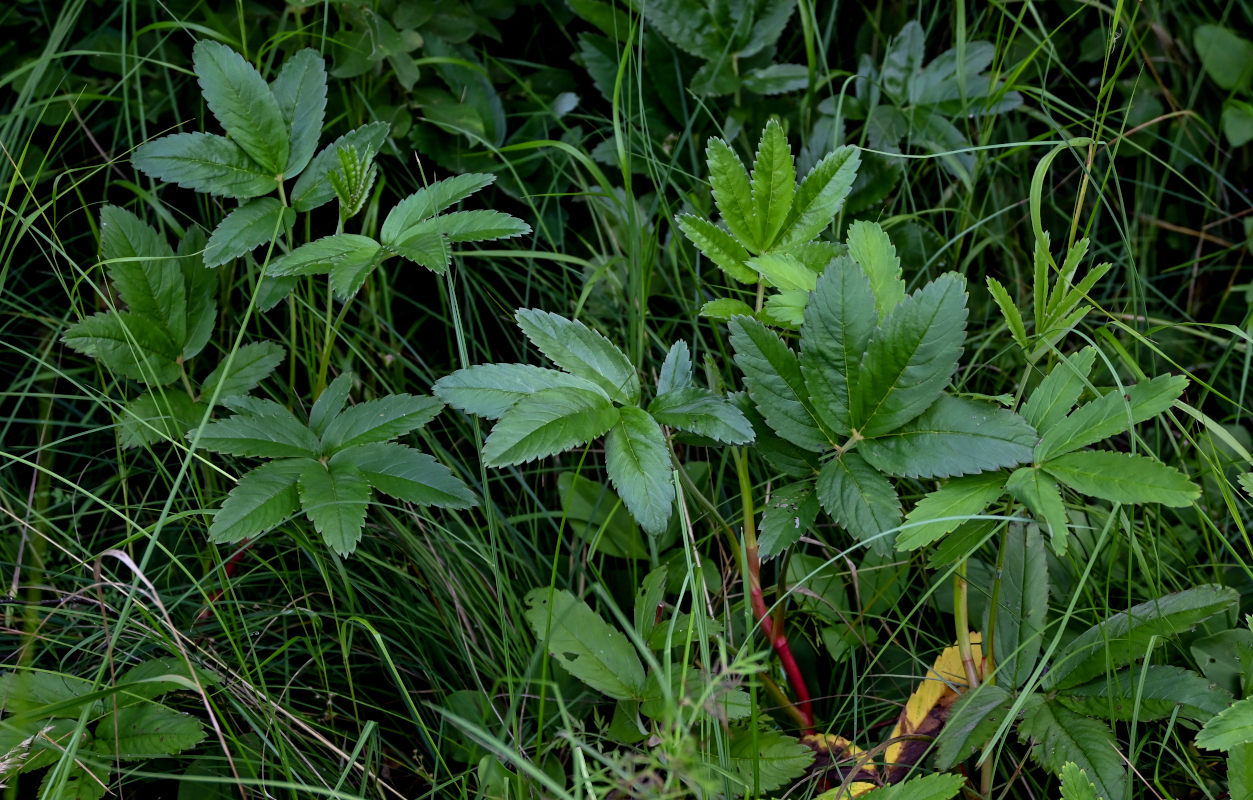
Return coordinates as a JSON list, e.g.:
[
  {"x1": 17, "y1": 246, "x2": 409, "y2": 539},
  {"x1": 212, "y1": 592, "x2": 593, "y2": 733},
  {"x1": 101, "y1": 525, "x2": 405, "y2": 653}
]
[
  {"x1": 380, "y1": 173, "x2": 496, "y2": 242},
  {"x1": 934, "y1": 685, "x2": 1013, "y2": 769},
  {"x1": 133, "y1": 132, "x2": 276, "y2": 199},
  {"x1": 194, "y1": 41, "x2": 288, "y2": 174},
  {"x1": 897, "y1": 472, "x2": 1004, "y2": 551},
  {"x1": 676, "y1": 214, "x2": 756, "y2": 283},
  {"x1": 853, "y1": 273, "x2": 968, "y2": 436},
  {"x1": 1035, "y1": 374, "x2": 1188, "y2": 461},
  {"x1": 320, "y1": 394, "x2": 443, "y2": 452},
  {"x1": 648, "y1": 387, "x2": 754, "y2": 443},
  {"x1": 1006, "y1": 467, "x2": 1070, "y2": 554},
  {"x1": 993, "y1": 523, "x2": 1048, "y2": 686},
  {"x1": 524, "y1": 588, "x2": 646, "y2": 699},
  {"x1": 208, "y1": 458, "x2": 307, "y2": 543},
  {"x1": 197, "y1": 399, "x2": 319, "y2": 458},
  {"x1": 482, "y1": 387, "x2": 619, "y2": 466},
  {"x1": 730, "y1": 315, "x2": 829, "y2": 451},
  {"x1": 1043, "y1": 450, "x2": 1199, "y2": 506},
  {"x1": 846, "y1": 220, "x2": 905, "y2": 319},
  {"x1": 780, "y1": 146, "x2": 859, "y2": 246},
  {"x1": 605, "y1": 406, "x2": 672, "y2": 535},
  {"x1": 435, "y1": 363, "x2": 606, "y2": 419},
  {"x1": 269, "y1": 48, "x2": 327, "y2": 177},
  {"x1": 706, "y1": 137, "x2": 759, "y2": 250},
  {"x1": 751, "y1": 120, "x2": 795, "y2": 247},
  {"x1": 298, "y1": 460, "x2": 371, "y2": 555},
  {"x1": 96, "y1": 703, "x2": 205, "y2": 758},
  {"x1": 291, "y1": 122, "x2": 389, "y2": 211},
  {"x1": 1058, "y1": 665, "x2": 1233, "y2": 723},
  {"x1": 1018, "y1": 698, "x2": 1126, "y2": 800},
  {"x1": 1043, "y1": 585, "x2": 1239, "y2": 691},
  {"x1": 515, "y1": 309, "x2": 639, "y2": 404},
  {"x1": 817, "y1": 452, "x2": 901, "y2": 555},
  {"x1": 801, "y1": 259, "x2": 879, "y2": 438},
  {"x1": 62, "y1": 311, "x2": 181, "y2": 385},
  {"x1": 860, "y1": 395, "x2": 1037, "y2": 479},
  {"x1": 199, "y1": 341, "x2": 284, "y2": 401},
  {"x1": 332, "y1": 443, "x2": 475, "y2": 509},
  {"x1": 1021, "y1": 347, "x2": 1097, "y2": 432}
]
